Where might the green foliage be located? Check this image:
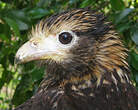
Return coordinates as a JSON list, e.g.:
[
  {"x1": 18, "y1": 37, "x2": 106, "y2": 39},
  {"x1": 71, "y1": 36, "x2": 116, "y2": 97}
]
[{"x1": 0, "y1": 0, "x2": 137, "y2": 109}]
